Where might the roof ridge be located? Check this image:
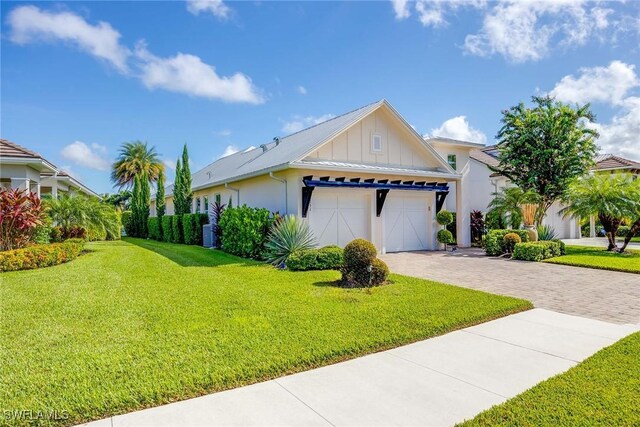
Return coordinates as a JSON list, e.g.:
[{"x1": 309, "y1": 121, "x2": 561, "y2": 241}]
[{"x1": 0, "y1": 138, "x2": 43, "y2": 158}]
